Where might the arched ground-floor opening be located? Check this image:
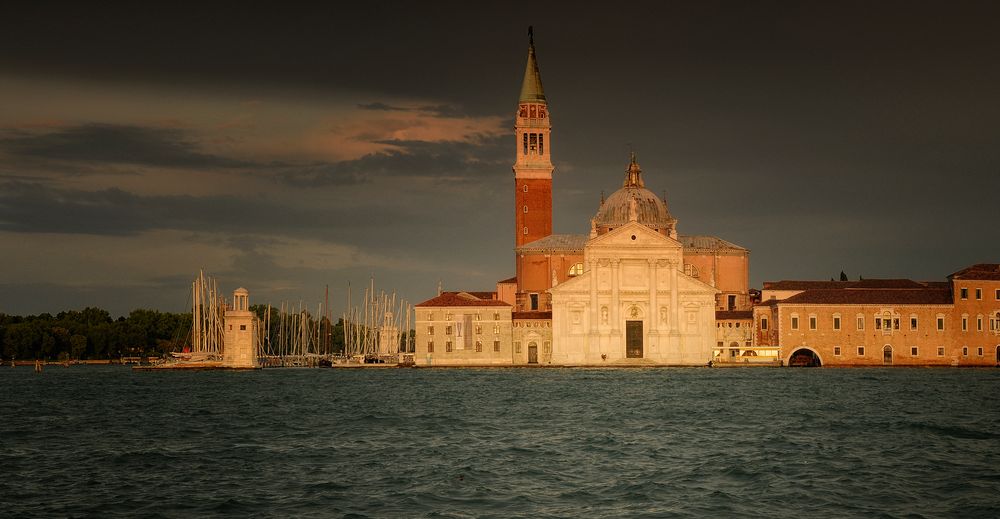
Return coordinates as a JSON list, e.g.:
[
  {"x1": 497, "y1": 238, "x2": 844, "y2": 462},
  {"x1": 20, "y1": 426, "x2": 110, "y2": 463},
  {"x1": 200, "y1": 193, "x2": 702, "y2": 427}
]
[
  {"x1": 788, "y1": 348, "x2": 822, "y2": 367},
  {"x1": 883, "y1": 345, "x2": 893, "y2": 365},
  {"x1": 995, "y1": 345, "x2": 999, "y2": 365}
]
